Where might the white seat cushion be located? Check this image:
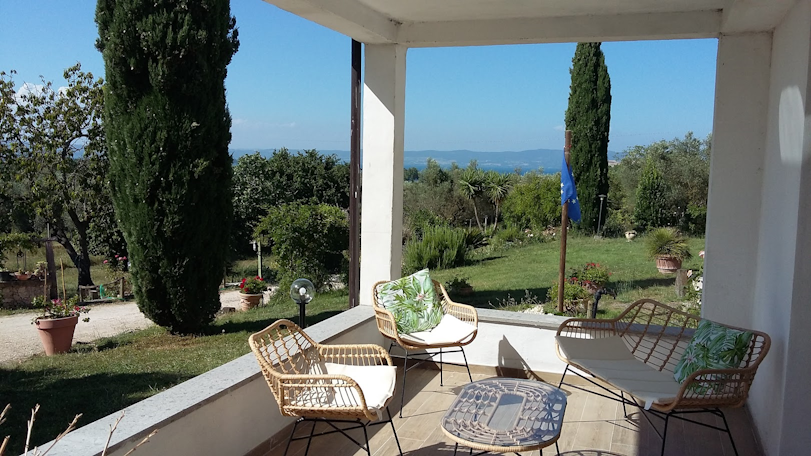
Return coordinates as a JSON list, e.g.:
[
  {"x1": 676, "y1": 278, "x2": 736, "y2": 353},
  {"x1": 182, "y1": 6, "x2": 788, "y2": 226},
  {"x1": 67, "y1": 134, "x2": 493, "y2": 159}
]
[
  {"x1": 400, "y1": 314, "x2": 476, "y2": 346},
  {"x1": 556, "y1": 335, "x2": 681, "y2": 409},
  {"x1": 321, "y1": 362, "x2": 397, "y2": 412}
]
